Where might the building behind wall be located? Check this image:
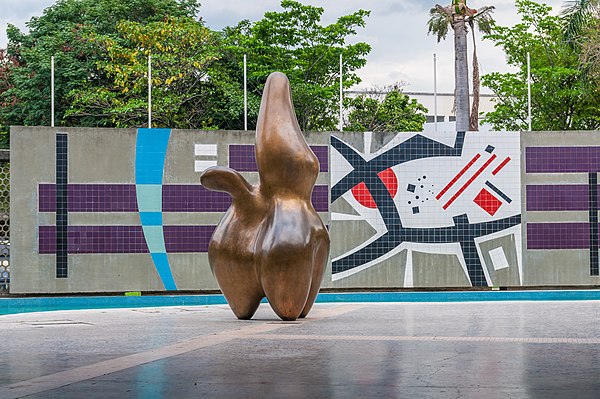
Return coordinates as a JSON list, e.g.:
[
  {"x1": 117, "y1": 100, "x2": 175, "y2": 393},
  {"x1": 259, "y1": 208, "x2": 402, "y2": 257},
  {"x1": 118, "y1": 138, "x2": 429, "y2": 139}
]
[
  {"x1": 405, "y1": 91, "x2": 498, "y2": 133},
  {"x1": 347, "y1": 90, "x2": 498, "y2": 133}
]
